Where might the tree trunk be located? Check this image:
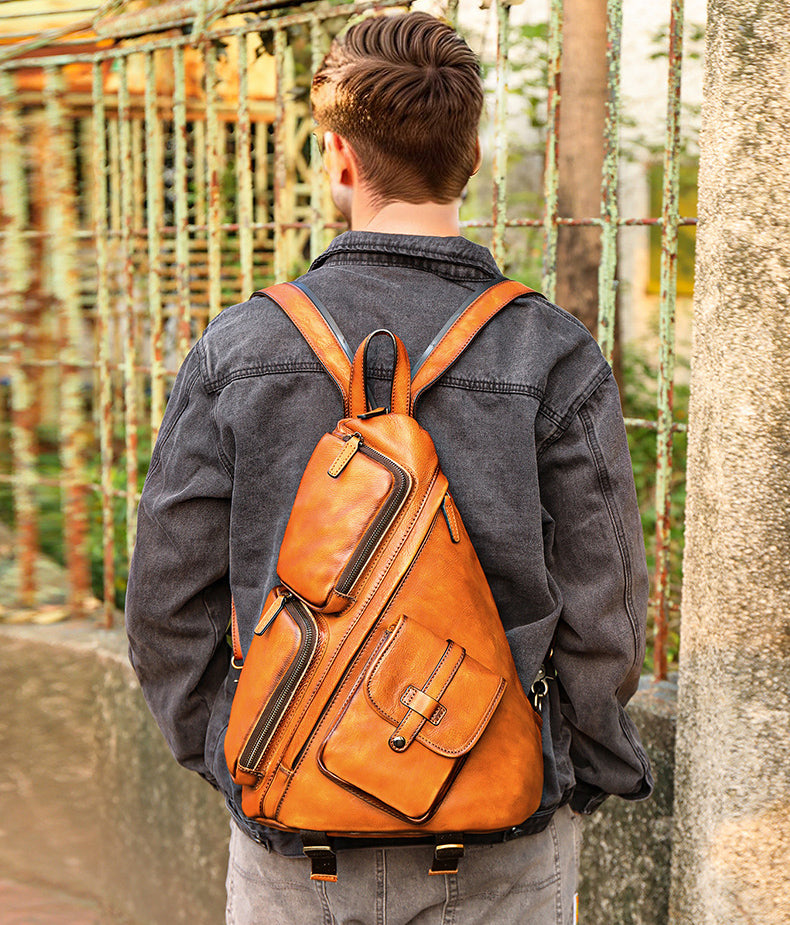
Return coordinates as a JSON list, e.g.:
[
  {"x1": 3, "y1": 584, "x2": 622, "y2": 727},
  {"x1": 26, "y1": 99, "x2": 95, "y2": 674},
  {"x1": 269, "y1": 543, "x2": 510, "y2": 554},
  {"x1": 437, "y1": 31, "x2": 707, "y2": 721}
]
[{"x1": 555, "y1": 0, "x2": 607, "y2": 337}]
